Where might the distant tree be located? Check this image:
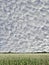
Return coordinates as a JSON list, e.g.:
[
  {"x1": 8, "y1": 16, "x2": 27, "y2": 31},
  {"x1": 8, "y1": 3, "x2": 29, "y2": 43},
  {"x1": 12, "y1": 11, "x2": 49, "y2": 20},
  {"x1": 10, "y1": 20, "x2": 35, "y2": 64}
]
[
  {"x1": 42, "y1": 51, "x2": 47, "y2": 53},
  {"x1": 8, "y1": 51, "x2": 11, "y2": 53}
]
